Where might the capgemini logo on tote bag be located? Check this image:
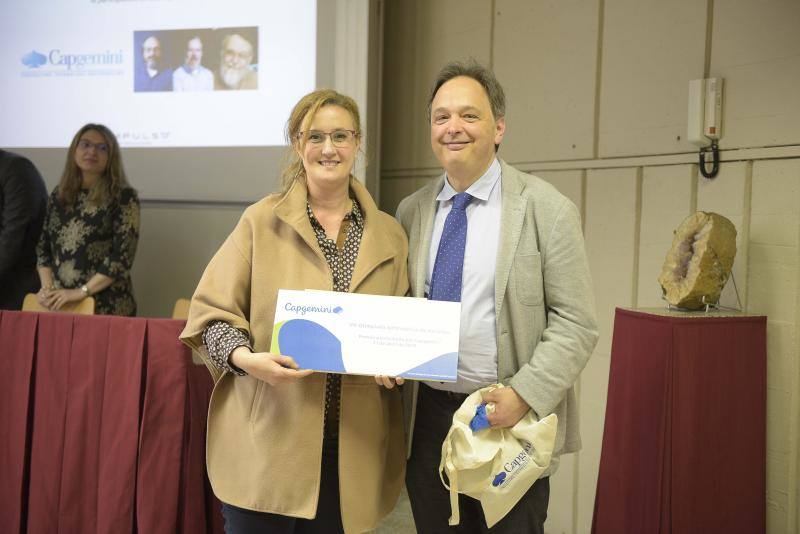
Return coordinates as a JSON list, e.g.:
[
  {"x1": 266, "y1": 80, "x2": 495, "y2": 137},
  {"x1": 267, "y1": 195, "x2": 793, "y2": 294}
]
[{"x1": 492, "y1": 440, "x2": 534, "y2": 487}]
